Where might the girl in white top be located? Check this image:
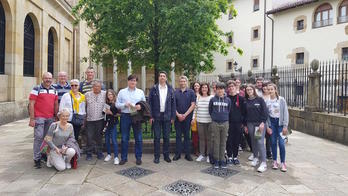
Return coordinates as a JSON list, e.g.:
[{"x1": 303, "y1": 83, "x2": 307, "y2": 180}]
[{"x1": 192, "y1": 82, "x2": 213, "y2": 162}]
